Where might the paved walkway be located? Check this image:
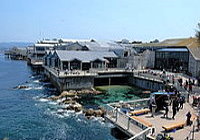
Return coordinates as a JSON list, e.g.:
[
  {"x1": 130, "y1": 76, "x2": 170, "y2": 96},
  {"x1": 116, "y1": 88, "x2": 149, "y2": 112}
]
[{"x1": 137, "y1": 97, "x2": 200, "y2": 140}]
